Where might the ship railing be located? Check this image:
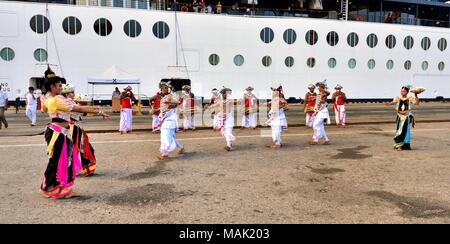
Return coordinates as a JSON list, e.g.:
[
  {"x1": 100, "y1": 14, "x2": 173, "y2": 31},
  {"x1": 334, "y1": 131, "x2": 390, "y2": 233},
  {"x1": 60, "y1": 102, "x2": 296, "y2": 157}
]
[{"x1": 22, "y1": 0, "x2": 450, "y2": 28}]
